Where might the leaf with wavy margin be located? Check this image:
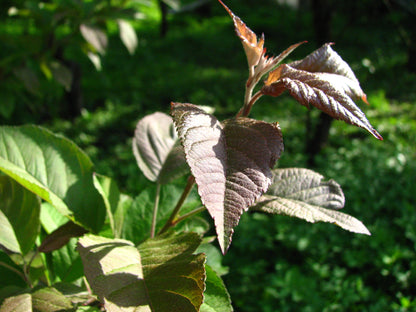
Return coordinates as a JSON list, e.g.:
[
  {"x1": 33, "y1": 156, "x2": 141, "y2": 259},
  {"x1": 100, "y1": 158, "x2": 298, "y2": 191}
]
[
  {"x1": 262, "y1": 64, "x2": 382, "y2": 140},
  {"x1": 171, "y1": 103, "x2": 283, "y2": 253},
  {"x1": 251, "y1": 168, "x2": 370, "y2": 235}
]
